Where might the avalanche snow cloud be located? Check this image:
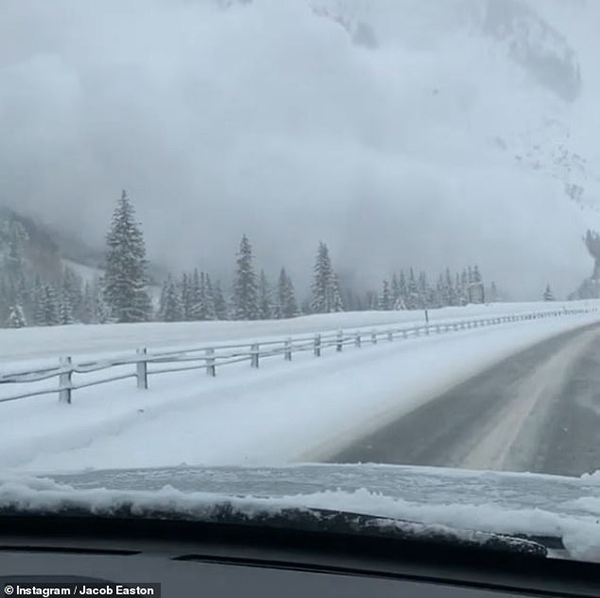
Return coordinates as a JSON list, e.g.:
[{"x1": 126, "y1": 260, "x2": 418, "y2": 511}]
[{"x1": 1, "y1": 0, "x2": 600, "y2": 298}]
